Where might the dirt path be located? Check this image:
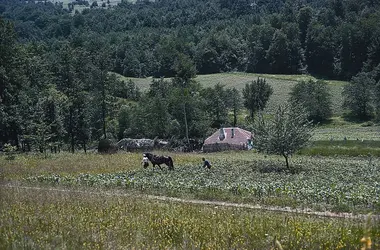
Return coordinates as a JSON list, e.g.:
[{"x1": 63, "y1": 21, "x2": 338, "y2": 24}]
[{"x1": 1, "y1": 184, "x2": 379, "y2": 220}]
